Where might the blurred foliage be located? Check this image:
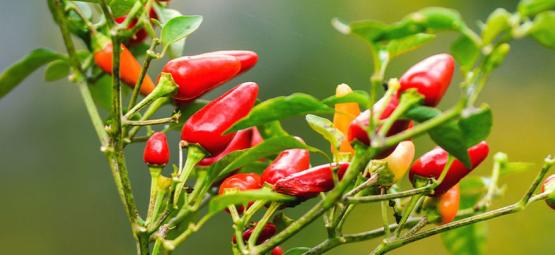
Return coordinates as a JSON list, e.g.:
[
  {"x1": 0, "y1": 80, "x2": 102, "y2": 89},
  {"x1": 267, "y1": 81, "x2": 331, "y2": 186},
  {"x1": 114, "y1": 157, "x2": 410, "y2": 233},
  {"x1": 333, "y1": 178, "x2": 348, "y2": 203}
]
[{"x1": 0, "y1": 0, "x2": 554, "y2": 254}]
